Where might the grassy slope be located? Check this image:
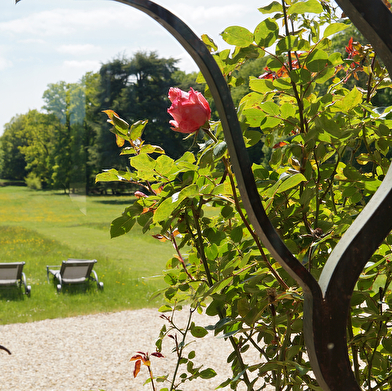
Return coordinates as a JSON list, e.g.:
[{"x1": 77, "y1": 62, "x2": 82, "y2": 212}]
[{"x1": 0, "y1": 187, "x2": 174, "y2": 324}]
